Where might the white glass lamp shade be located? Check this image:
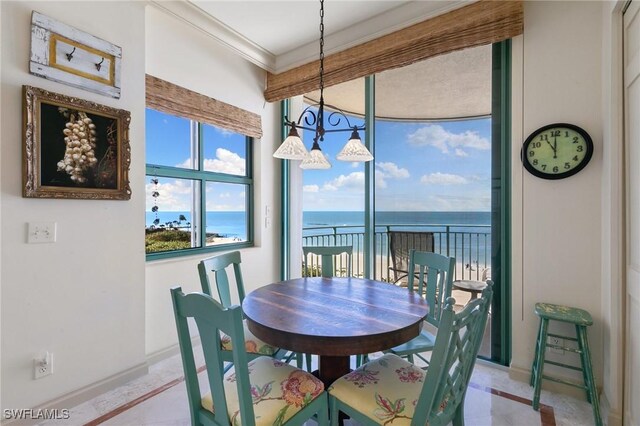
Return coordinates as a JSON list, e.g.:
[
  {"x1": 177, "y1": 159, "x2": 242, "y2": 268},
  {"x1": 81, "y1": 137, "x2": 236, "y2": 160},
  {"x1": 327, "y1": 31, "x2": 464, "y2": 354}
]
[
  {"x1": 336, "y1": 130, "x2": 373, "y2": 162},
  {"x1": 273, "y1": 126, "x2": 308, "y2": 160},
  {"x1": 300, "y1": 147, "x2": 331, "y2": 169}
]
